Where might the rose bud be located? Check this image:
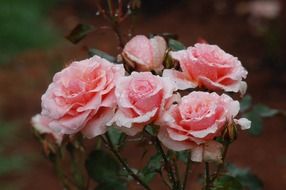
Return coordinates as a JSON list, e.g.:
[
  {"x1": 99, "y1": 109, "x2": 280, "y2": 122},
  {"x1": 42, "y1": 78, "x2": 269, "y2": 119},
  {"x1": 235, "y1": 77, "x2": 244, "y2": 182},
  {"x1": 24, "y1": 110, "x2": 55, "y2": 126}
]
[{"x1": 122, "y1": 35, "x2": 167, "y2": 73}]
